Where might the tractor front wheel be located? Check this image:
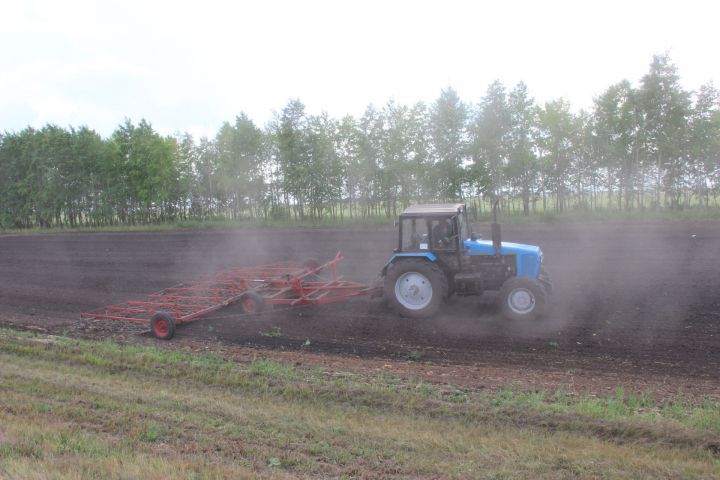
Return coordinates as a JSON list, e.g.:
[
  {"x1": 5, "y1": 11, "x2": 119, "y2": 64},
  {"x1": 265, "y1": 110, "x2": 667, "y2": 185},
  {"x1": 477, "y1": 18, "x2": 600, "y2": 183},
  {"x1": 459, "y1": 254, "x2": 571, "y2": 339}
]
[
  {"x1": 384, "y1": 259, "x2": 447, "y2": 318},
  {"x1": 498, "y1": 276, "x2": 547, "y2": 321}
]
